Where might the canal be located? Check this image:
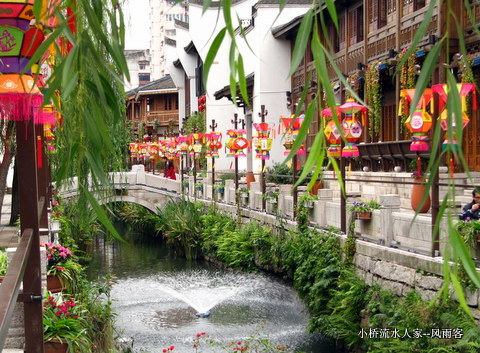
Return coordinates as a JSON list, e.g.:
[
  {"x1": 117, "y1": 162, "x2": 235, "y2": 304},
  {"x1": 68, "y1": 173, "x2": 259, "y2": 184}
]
[{"x1": 87, "y1": 234, "x2": 337, "y2": 353}]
